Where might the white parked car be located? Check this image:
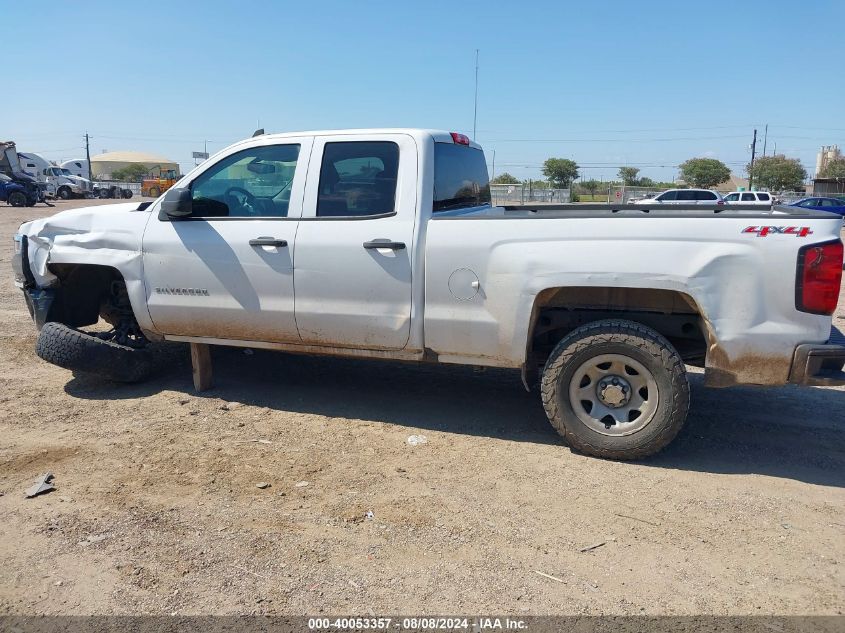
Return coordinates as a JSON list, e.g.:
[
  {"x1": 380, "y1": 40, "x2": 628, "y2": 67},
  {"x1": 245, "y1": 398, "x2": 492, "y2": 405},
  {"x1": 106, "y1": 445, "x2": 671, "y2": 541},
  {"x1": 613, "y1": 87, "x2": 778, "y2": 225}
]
[
  {"x1": 722, "y1": 191, "x2": 773, "y2": 206},
  {"x1": 12, "y1": 128, "x2": 845, "y2": 460},
  {"x1": 634, "y1": 189, "x2": 723, "y2": 204}
]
